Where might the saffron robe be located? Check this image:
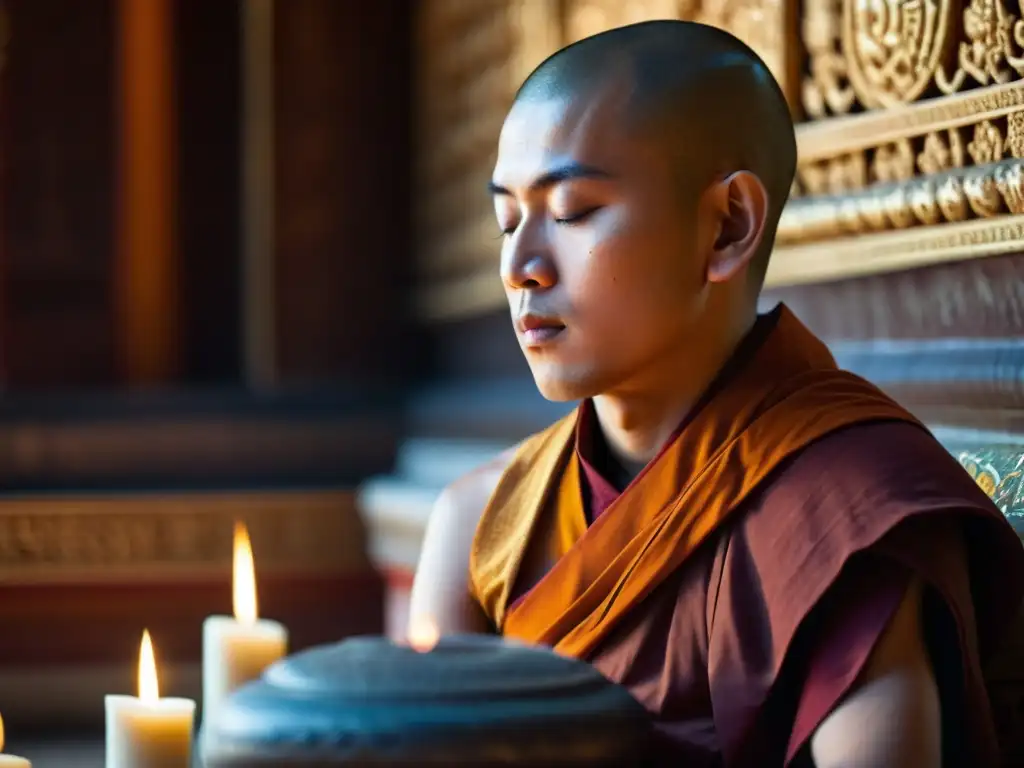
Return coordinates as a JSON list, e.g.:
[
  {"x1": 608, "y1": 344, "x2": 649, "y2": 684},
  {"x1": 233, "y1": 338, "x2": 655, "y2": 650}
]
[{"x1": 469, "y1": 305, "x2": 1024, "y2": 766}]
